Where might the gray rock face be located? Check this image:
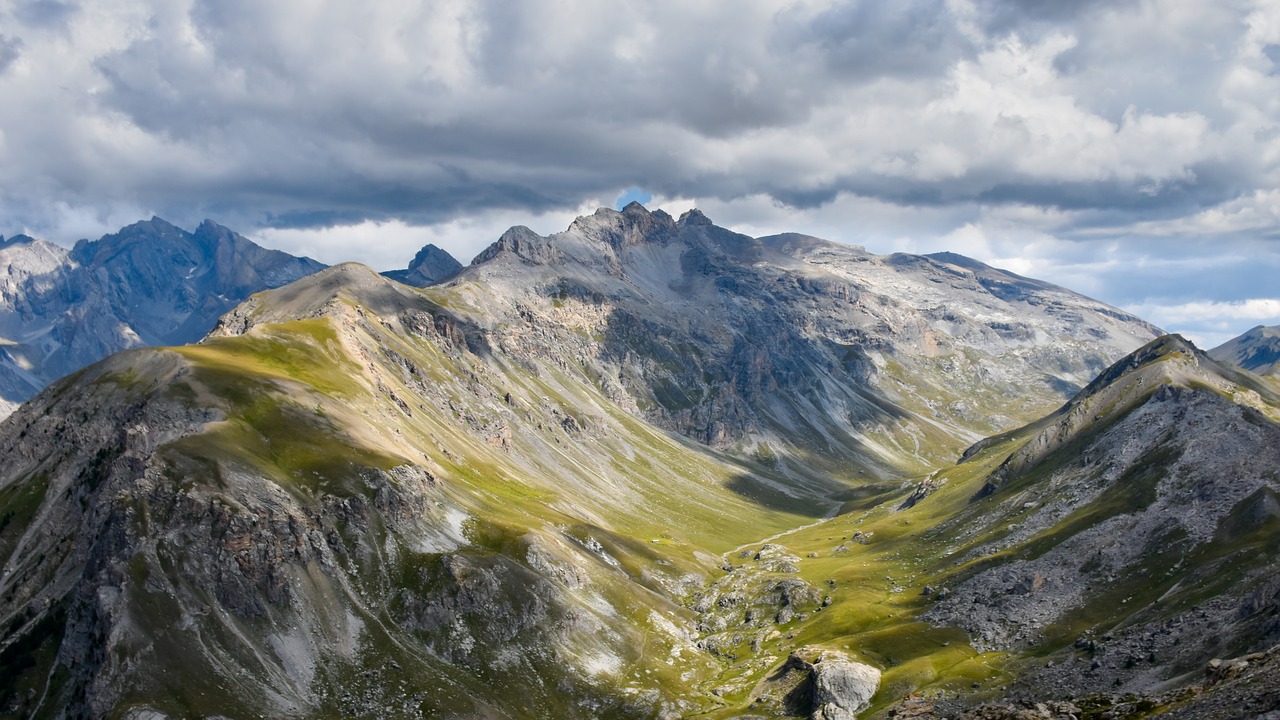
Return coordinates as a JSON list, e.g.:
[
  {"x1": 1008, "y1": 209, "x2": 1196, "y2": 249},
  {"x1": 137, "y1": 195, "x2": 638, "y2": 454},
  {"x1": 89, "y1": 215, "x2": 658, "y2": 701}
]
[
  {"x1": 925, "y1": 336, "x2": 1280, "y2": 696},
  {"x1": 0, "y1": 217, "x2": 324, "y2": 416},
  {"x1": 451, "y1": 203, "x2": 1160, "y2": 478},
  {"x1": 810, "y1": 650, "x2": 880, "y2": 720},
  {"x1": 382, "y1": 243, "x2": 462, "y2": 287},
  {"x1": 0, "y1": 233, "x2": 69, "y2": 415}
]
